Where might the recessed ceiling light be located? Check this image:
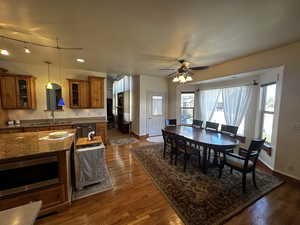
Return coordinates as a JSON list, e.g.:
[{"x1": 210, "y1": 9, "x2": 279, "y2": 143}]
[
  {"x1": 24, "y1": 48, "x2": 31, "y2": 54},
  {"x1": 0, "y1": 49, "x2": 9, "y2": 56},
  {"x1": 76, "y1": 58, "x2": 85, "y2": 63}
]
